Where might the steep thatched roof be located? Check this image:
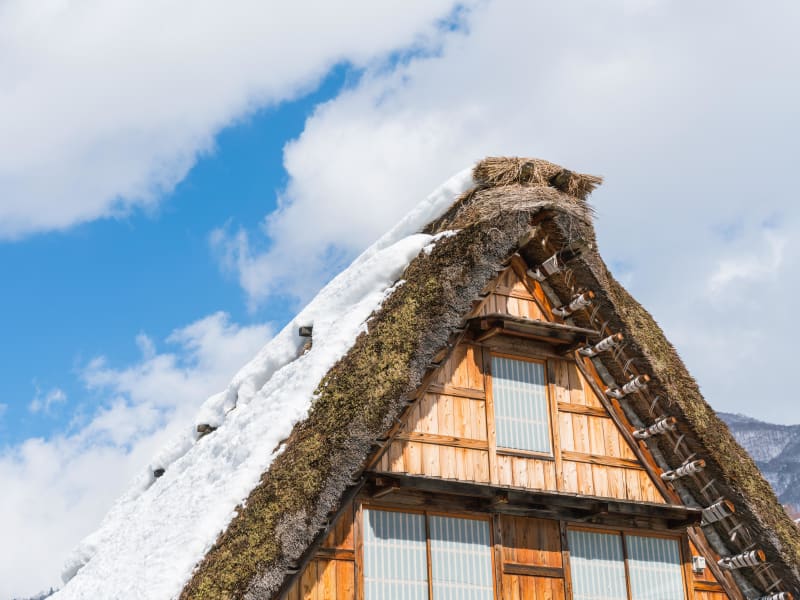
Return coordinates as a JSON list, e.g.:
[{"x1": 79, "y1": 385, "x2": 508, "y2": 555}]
[{"x1": 181, "y1": 157, "x2": 800, "y2": 599}]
